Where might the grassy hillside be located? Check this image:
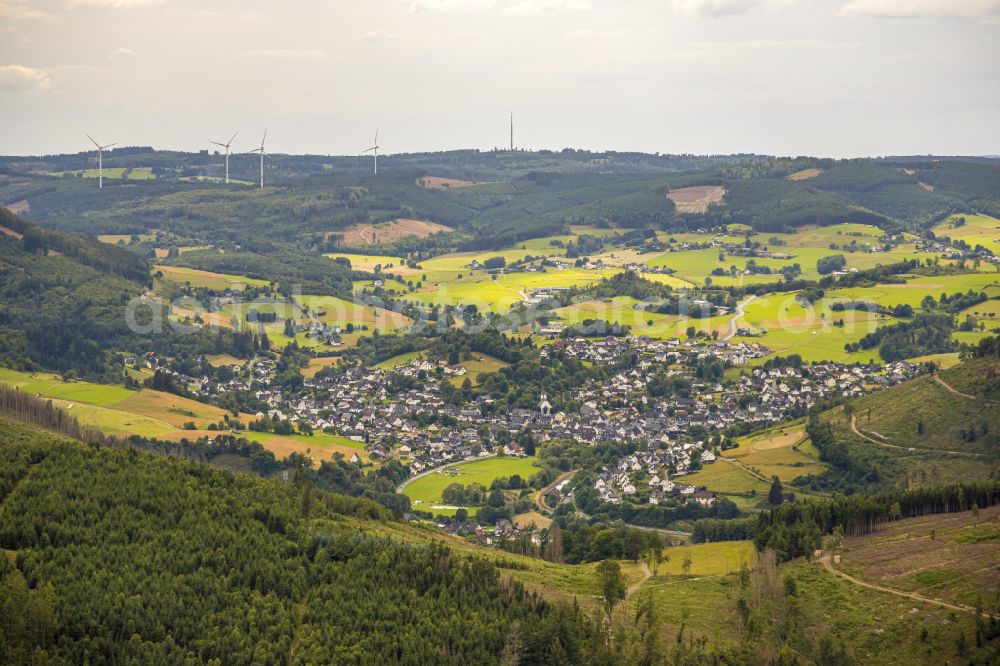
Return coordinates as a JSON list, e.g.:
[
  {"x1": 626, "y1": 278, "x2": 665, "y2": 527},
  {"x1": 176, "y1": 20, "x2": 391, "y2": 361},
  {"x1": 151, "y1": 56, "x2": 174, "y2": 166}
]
[{"x1": 799, "y1": 359, "x2": 1000, "y2": 493}]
